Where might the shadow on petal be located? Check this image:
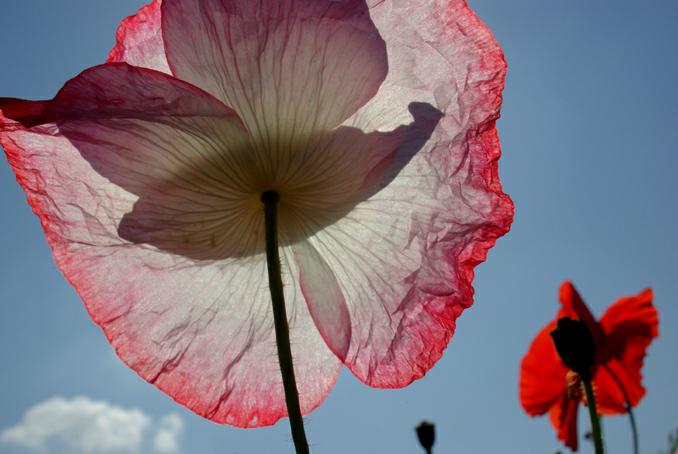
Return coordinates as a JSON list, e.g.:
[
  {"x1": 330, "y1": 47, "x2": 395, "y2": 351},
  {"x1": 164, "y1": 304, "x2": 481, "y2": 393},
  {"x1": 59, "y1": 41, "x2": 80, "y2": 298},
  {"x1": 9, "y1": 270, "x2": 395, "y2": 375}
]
[
  {"x1": 116, "y1": 102, "x2": 442, "y2": 261},
  {"x1": 60, "y1": 102, "x2": 442, "y2": 261}
]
